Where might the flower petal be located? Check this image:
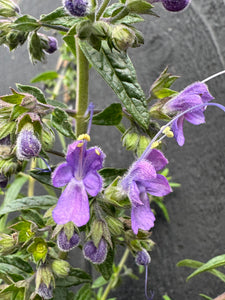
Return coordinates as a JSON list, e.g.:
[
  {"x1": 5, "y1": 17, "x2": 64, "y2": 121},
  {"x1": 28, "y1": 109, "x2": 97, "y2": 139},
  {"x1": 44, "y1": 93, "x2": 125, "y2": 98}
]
[
  {"x1": 166, "y1": 94, "x2": 203, "y2": 112},
  {"x1": 145, "y1": 149, "x2": 168, "y2": 171},
  {"x1": 66, "y1": 140, "x2": 84, "y2": 172},
  {"x1": 145, "y1": 174, "x2": 172, "y2": 197},
  {"x1": 83, "y1": 171, "x2": 103, "y2": 196},
  {"x1": 83, "y1": 147, "x2": 105, "y2": 174},
  {"x1": 181, "y1": 82, "x2": 214, "y2": 103},
  {"x1": 52, "y1": 178, "x2": 90, "y2": 227},
  {"x1": 171, "y1": 116, "x2": 185, "y2": 146},
  {"x1": 52, "y1": 162, "x2": 73, "y2": 187},
  {"x1": 185, "y1": 110, "x2": 205, "y2": 125},
  {"x1": 131, "y1": 192, "x2": 155, "y2": 234},
  {"x1": 128, "y1": 181, "x2": 144, "y2": 205},
  {"x1": 129, "y1": 160, "x2": 157, "y2": 182}
]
